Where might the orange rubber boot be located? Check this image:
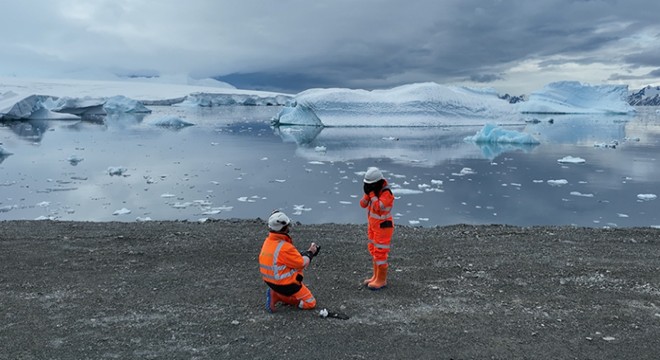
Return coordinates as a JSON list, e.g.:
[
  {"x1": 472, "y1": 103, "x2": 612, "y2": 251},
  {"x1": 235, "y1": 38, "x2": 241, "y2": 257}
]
[
  {"x1": 362, "y1": 262, "x2": 377, "y2": 286},
  {"x1": 368, "y1": 265, "x2": 388, "y2": 290},
  {"x1": 265, "y1": 289, "x2": 281, "y2": 313}
]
